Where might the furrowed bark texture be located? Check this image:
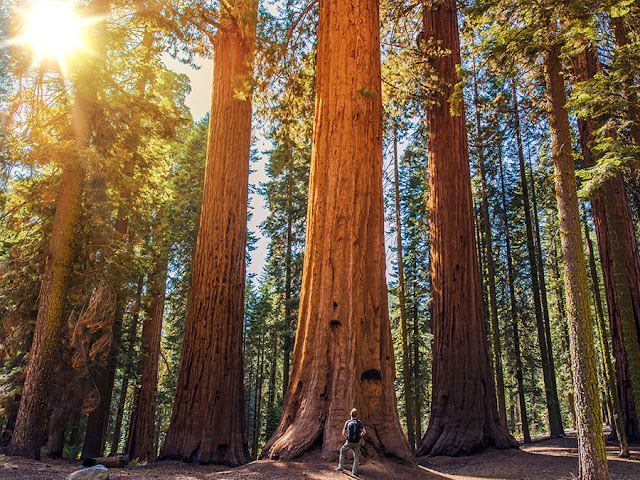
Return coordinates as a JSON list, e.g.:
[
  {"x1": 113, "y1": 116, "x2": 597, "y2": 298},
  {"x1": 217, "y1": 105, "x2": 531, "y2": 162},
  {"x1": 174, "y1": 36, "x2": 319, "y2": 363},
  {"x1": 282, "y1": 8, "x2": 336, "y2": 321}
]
[
  {"x1": 126, "y1": 231, "x2": 169, "y2": 461},
  {"x1": 415, "y1": 0, "x2": 516, "y2": 457},
  {"x1": 261, "y1": 0, "x2": 413, "y2": 463},
  {"x1": 159, "y1": 1, "x2": 256, "y2": 466},
  {"x1": 543, "y1": 43, "x2": 609, "y2": 480},
  {"x1": 7, "y1": 160, "x2": 85, "y2": 459},
  {"x1": 574, "y1": 47, "x2": 640, "y2": 441}
]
